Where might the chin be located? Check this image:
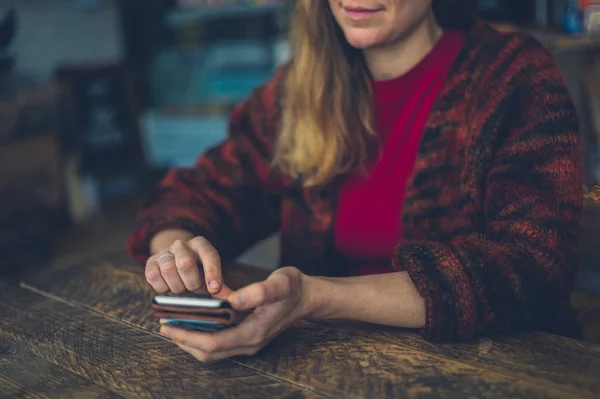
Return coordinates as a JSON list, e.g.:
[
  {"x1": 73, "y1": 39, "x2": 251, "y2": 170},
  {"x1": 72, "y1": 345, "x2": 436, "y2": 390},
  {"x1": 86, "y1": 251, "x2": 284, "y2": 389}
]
[{"x1": 342, "y1": 29, "x2": 387, "y2": 50}]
